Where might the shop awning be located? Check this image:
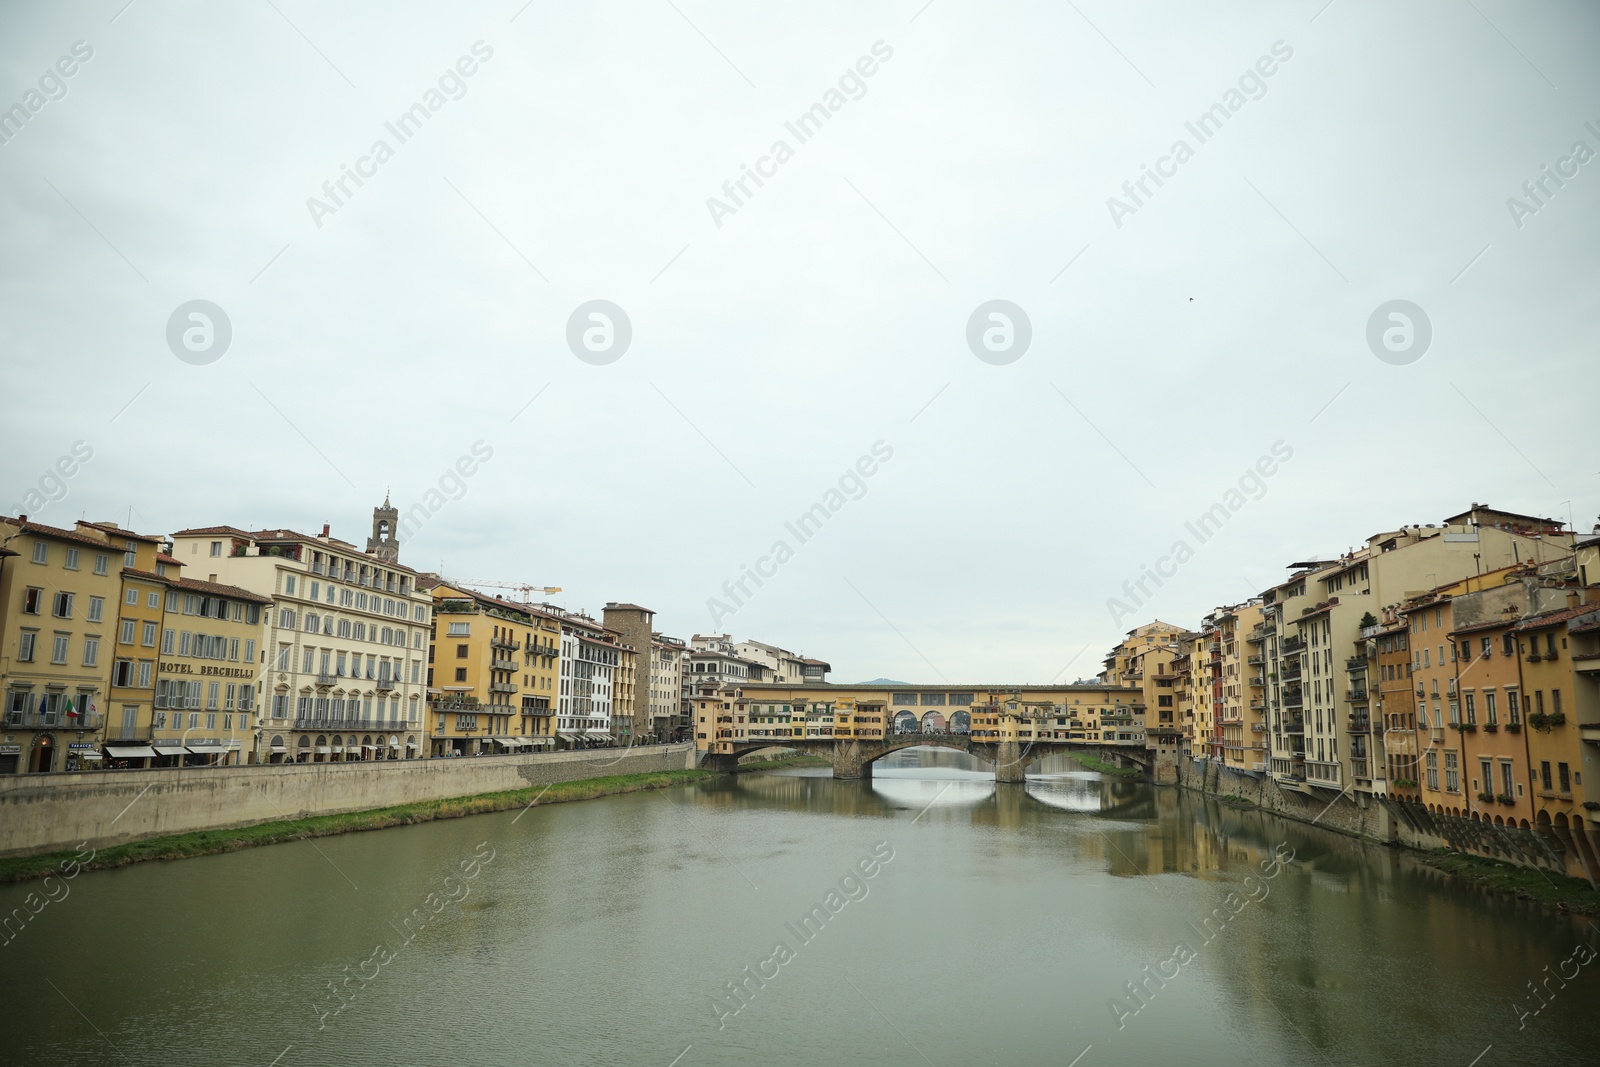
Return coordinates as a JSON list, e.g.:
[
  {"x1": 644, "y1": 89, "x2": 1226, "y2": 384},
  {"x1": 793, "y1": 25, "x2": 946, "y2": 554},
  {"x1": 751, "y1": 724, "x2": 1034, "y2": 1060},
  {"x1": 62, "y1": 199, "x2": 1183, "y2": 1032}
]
[
  {"x1": 270, "y1": 744, "x2": 287, "y2": 752},
  {"x1": 186, "y1": 747, "x2": 221, "y2": 756},
  {"x1": 557, "y1": 731, "x2": 582, "y2": 741},
  {"x1": 388, "y1": 739, "x2": 400, "y2": 747},
  {"x1": 79, "y1": 751, "x2": 104, "y2": 760},
  {"x1": 105, "y1": 745, "x2": 158, "y2": 758},
  {"x1": 223, "y1": 740, "x2": 241, "y2": 748},
  {"x1": 153, "y1": 745, "x2": 189, "y2": 756},
  {"x1": 361, "y1": 743, "x2": 377, "y2": 750},
  {"x1": 316, "y1": 746, "x2": 331, "y2": 754},
  {"x1": 405, "y1": 741, "x2": 419, "y2": 748},
  {"x1": 585, "y1": 731, "x2": 613, "y2": 741}
]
